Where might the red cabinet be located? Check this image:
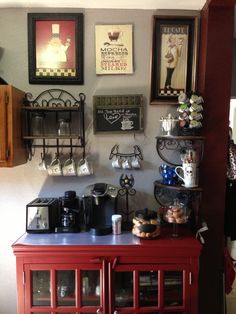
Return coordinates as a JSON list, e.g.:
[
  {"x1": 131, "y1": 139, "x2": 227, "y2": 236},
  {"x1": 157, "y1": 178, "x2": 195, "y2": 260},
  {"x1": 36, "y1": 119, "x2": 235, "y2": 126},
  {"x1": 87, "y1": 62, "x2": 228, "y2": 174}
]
[{"x1": 12, "y1": 229, "x2": 201, "y2": 314}]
